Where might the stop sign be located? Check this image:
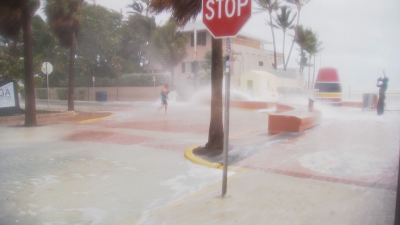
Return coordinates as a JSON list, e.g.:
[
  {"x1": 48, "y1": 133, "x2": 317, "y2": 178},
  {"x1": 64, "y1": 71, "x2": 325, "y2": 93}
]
[{"x1": 202, "y1": 0, "x2": 251, "y2": 38}]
